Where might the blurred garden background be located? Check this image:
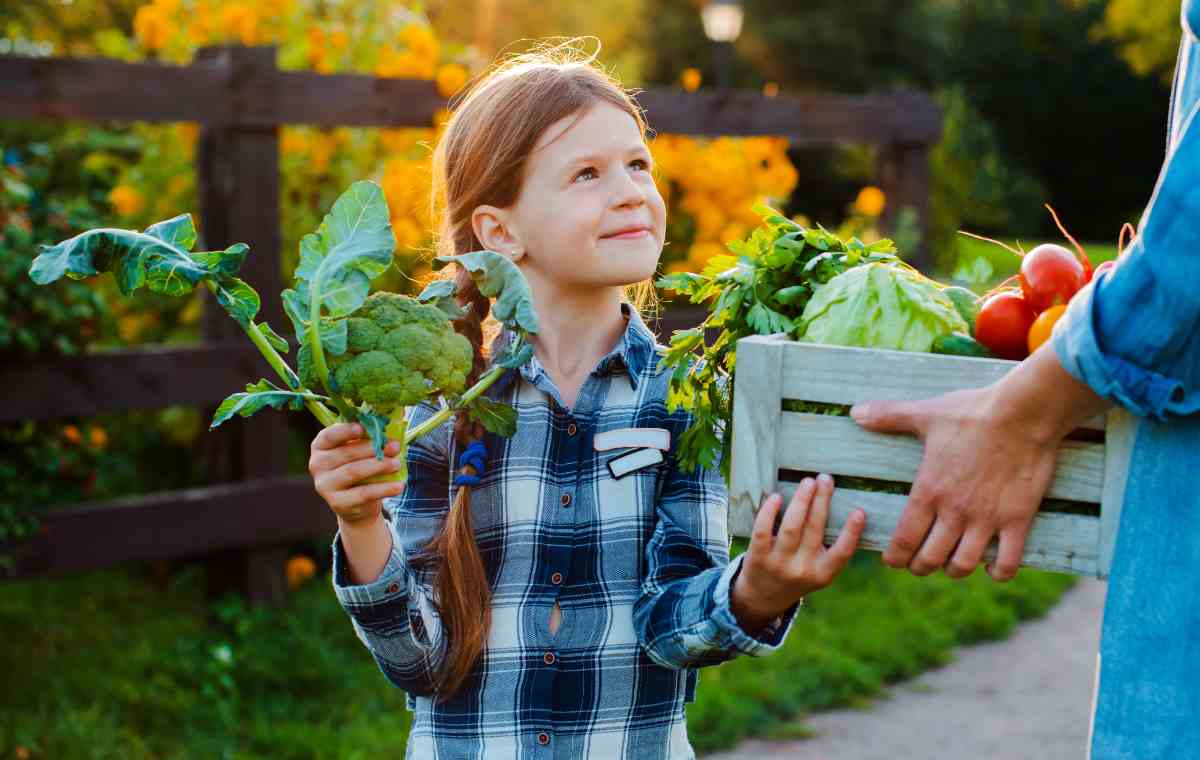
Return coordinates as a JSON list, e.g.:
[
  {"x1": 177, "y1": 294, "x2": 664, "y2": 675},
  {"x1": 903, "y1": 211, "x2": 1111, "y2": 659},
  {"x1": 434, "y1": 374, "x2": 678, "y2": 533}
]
[{"x1": 0, "y1": 0, "x2": 1180, "y2": 756}]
